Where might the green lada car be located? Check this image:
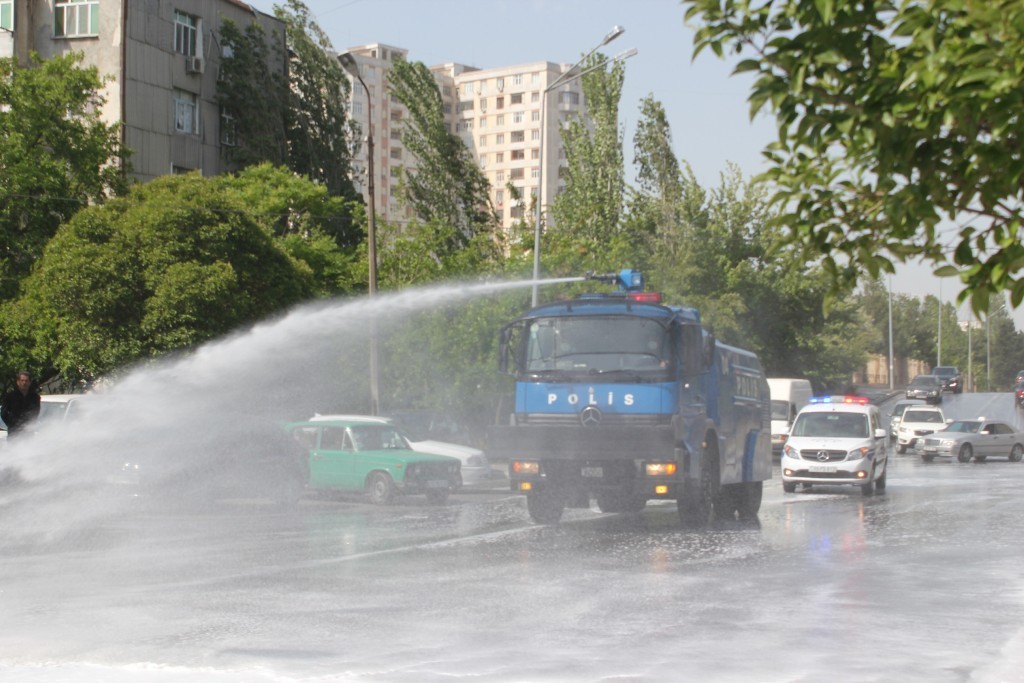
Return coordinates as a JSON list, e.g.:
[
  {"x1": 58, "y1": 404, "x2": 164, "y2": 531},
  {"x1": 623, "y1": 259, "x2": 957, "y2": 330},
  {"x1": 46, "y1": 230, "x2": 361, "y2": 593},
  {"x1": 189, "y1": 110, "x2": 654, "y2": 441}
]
[{"x1": 286, "y1": 418, "x2": 462, "y2": 504}]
